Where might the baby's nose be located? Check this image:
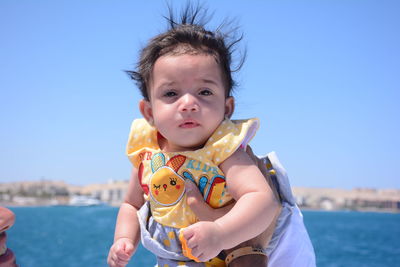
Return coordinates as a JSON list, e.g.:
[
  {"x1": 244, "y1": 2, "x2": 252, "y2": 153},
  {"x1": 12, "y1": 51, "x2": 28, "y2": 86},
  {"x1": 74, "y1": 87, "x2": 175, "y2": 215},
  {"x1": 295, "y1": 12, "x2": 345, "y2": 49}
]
[{"x1": 180, "y1": 94, "x2": 199, "y2": 112}]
